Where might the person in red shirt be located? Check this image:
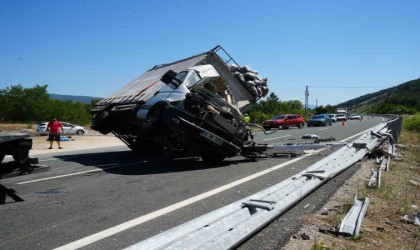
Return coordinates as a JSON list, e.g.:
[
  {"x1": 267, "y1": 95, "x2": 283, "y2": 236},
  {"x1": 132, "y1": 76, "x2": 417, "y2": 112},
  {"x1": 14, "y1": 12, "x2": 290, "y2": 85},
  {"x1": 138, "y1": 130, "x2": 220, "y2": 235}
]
[{"x1": 46, "y1": 118, "x2": 64, "y2": 149}]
